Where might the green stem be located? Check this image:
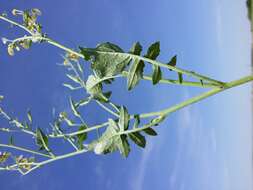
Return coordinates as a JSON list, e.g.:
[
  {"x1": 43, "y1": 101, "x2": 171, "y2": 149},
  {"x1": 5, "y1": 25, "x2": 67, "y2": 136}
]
[
  {"x1": 49, "y1": 121, "x2": 109, "y2": 138},
  {"x1": 0, "y1": 144, "x2": 52, "y2": 158},
  {"x1": 121, "y1": 71, "x2": 219, "y2": 88},
  {"x1": 51, "y1": 123, "x2": 79, "y2": 151},
  {"x1": 0, "y1": 16, "x2": 33, "y2": 35},
  {"x1": 121, "y1": 75, "x2": 253, "y2": 134},
  {"x1": 48, "y1": 75, "x2": 253, "y2": 138},
  {"x1": 23, "y1": 148, "x2": 88, "y2": 175},
  {"x1": 95, "y1": 100, "x2": 119, "y2": 117},
  {"x1": 0, "y1": 108, "x2": 36, "y2": 136}
]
